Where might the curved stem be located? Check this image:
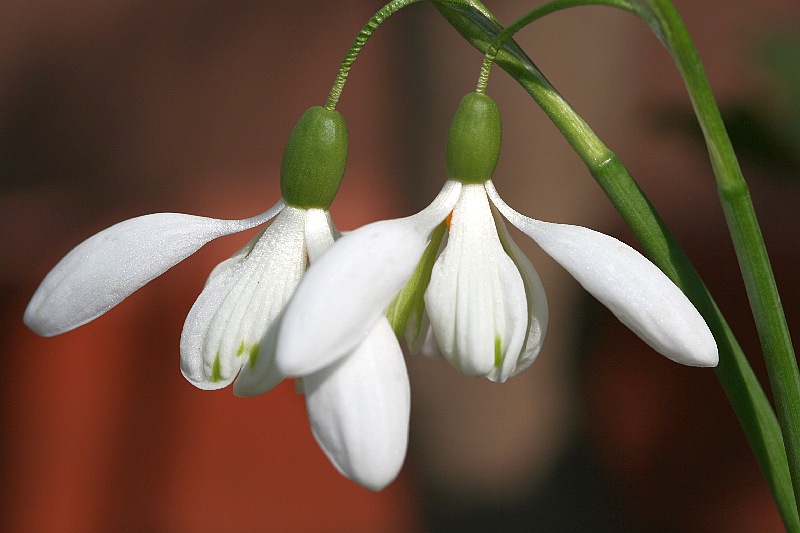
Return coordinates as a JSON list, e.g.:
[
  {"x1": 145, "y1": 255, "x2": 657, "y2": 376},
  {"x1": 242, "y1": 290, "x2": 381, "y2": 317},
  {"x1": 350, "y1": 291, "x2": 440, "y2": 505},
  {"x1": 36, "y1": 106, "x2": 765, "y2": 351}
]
[
  {"x1": 470, "y1": 0, "x2": 639, "y2": 91},
  {"x1": 498, "y1": 0, "x2": 638, "y2": 51},
  {"x1": 475, "y1": 55, "x2": 493, "y2": 94},
  {"x1": 326, "y1": 0, "x2": 472, "y2": 110},
  {"x1": 326, "y1": 0, "x2": 420, "y2": 110}
]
